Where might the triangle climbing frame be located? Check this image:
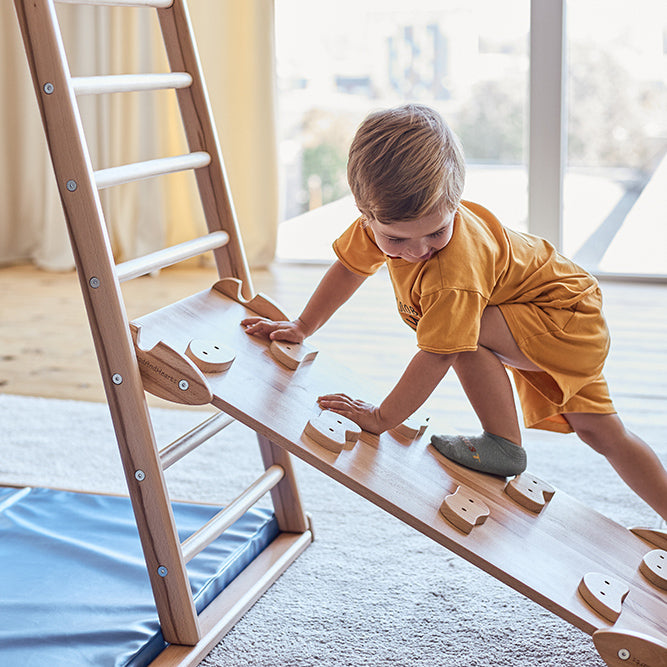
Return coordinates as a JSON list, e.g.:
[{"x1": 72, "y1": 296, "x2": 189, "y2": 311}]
[
  {"x1": 14, "y1": 0, "x2": 312, "y2": 662},
  {"x1": 13, "y1": 1, "x2": 667, "y2": 666}
]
